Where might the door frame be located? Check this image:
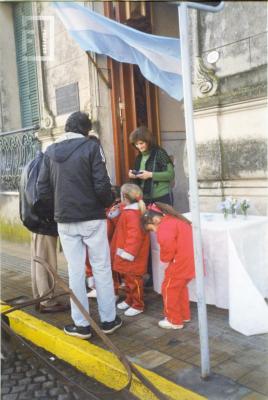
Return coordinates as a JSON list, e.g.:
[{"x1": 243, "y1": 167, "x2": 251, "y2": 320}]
[{"x1": 104, "y1": 1, "x2": 160, "y2": 185}]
